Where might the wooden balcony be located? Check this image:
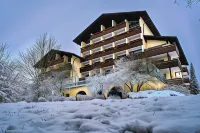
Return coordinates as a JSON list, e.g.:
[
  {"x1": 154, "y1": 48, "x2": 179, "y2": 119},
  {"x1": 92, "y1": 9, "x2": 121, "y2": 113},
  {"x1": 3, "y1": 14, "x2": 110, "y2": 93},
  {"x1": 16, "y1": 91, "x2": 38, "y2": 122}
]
[
  {"x1": 48, "y1": 58, "x2": 64, "y2": 67},
  {"x1": 183, "y1": 77, "x2": 190, "y2": 83},
  {"x1": 154, "y1": 59, "x2": 182, "y2": 70},
  {"x1": 40, "y1": 63, "x2": 72, "y2": 77},
  {"x1": 81, "y1": 27, "x2": 141, "y2": 52},
  {"x1": 81, "y1": 44, "x2": 182, "y2": 73},
  {"x1": 91, "y1": 22, "x2": 126, "y2": 39},
  {"x1": 166, "y1": 78, "x2": 183, "y2": 85},
  {"x1": 182, "y1": 67, "x2": 189, "y2": 74},
  {"x1": 83, "y1": 39, "x2": 142, "y2": 61},
  {"x1": 144, "y1": 44, "x2": 178, "y2": 57},
  {"x1": 80, "y1": 59, "x2": 114, "y2": 73}
]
